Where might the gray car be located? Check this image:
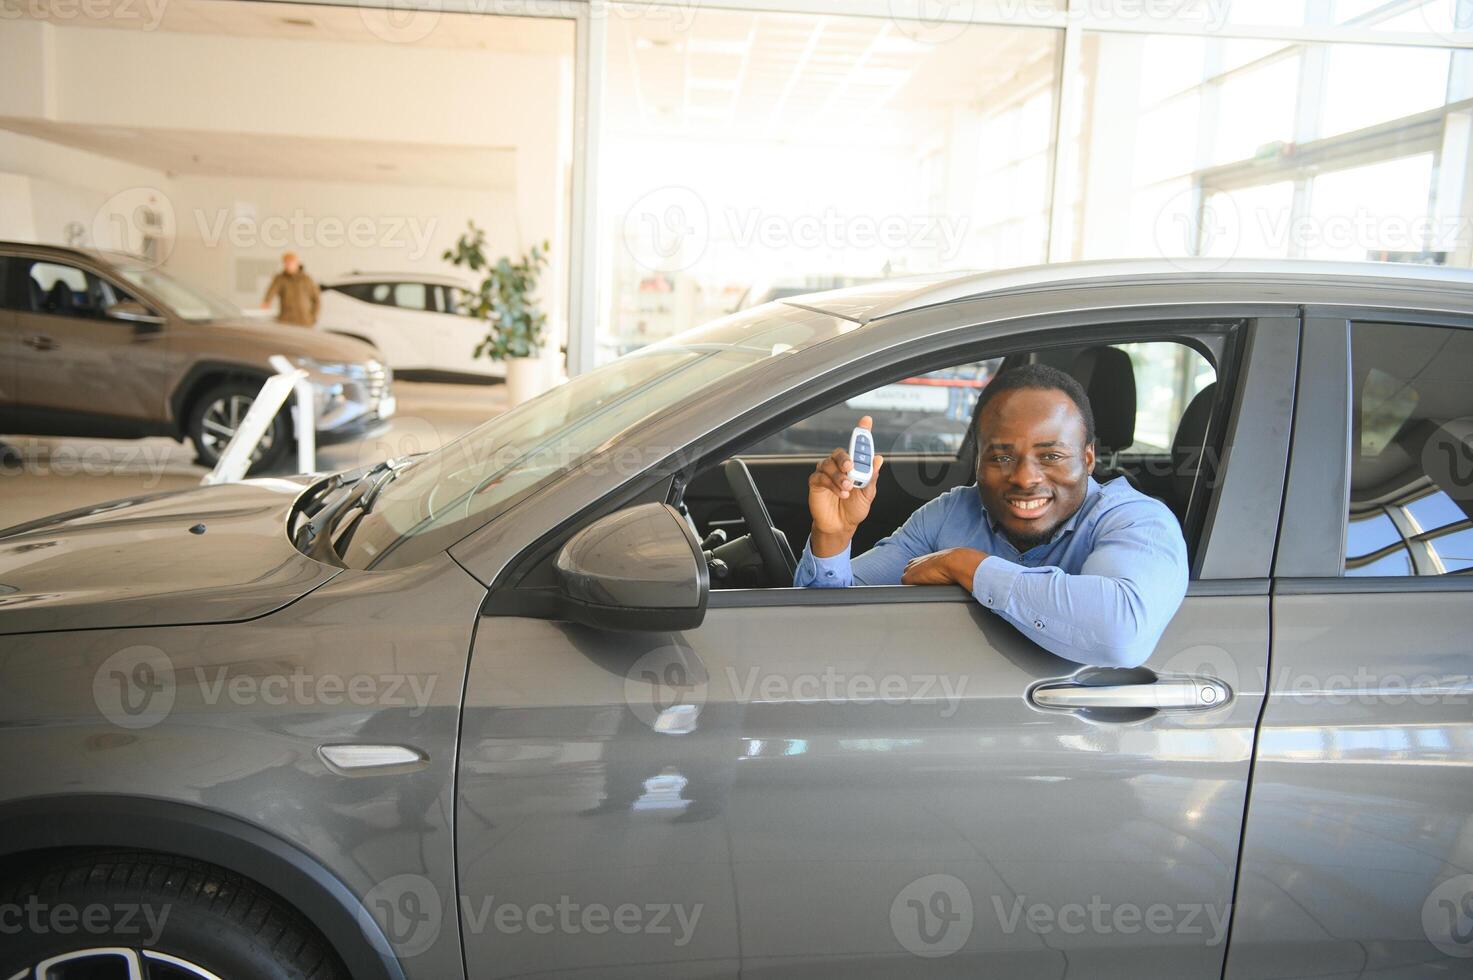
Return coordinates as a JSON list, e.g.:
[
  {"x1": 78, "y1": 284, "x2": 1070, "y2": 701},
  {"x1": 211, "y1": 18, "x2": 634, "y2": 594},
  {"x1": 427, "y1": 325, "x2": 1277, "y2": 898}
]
[{"x1": 2, "y1": 258, "x2": 1472, "y2": 979}]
